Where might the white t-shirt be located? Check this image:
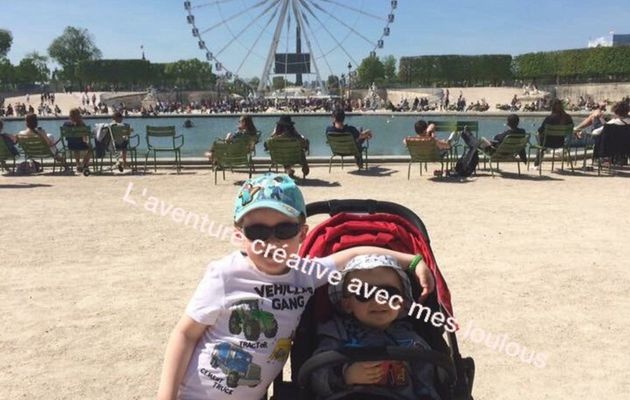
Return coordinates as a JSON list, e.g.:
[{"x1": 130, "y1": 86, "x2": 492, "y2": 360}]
[
  {"x1": 591, "y1": 117, "x2": 630, "y2": 135},
  {"x1": 178, "y1": 251, "x2": 336, "y2": 400}
]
